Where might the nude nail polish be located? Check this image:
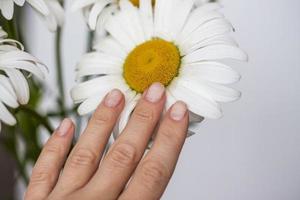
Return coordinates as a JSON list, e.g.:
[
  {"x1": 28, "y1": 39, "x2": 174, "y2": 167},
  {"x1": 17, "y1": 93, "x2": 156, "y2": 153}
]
[{"x1": 170, "y1": 101, "x2": 187, "y2": 121}]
